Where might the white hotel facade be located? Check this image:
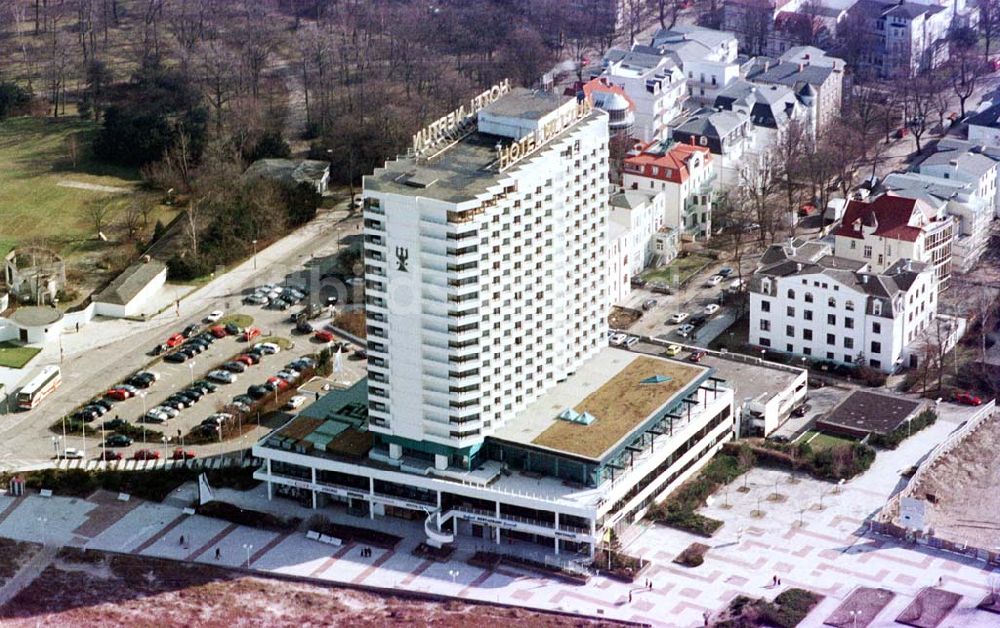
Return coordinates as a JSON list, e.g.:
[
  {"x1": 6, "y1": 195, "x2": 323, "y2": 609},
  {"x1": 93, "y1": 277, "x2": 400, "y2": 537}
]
[{"x1": 253, "y1": 86, "x2": 736, "y2": 556}]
